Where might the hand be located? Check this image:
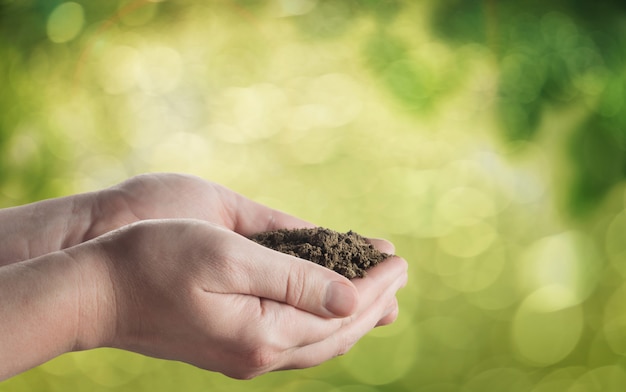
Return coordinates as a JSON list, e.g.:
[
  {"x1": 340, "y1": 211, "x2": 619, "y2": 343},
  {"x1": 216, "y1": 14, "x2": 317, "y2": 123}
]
[
  {"x1": 87, "y1": 173, "x2": 309, "y2": 240},
  {"x1": 0, "y1": 173, "x2": 407, "y2": 380},
  {"x1": 87, "y1": 219, "x2": 407, "y2": 379},
  {"x1": 0, "y1": 173, "x2": 316, "y2": 266}
]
